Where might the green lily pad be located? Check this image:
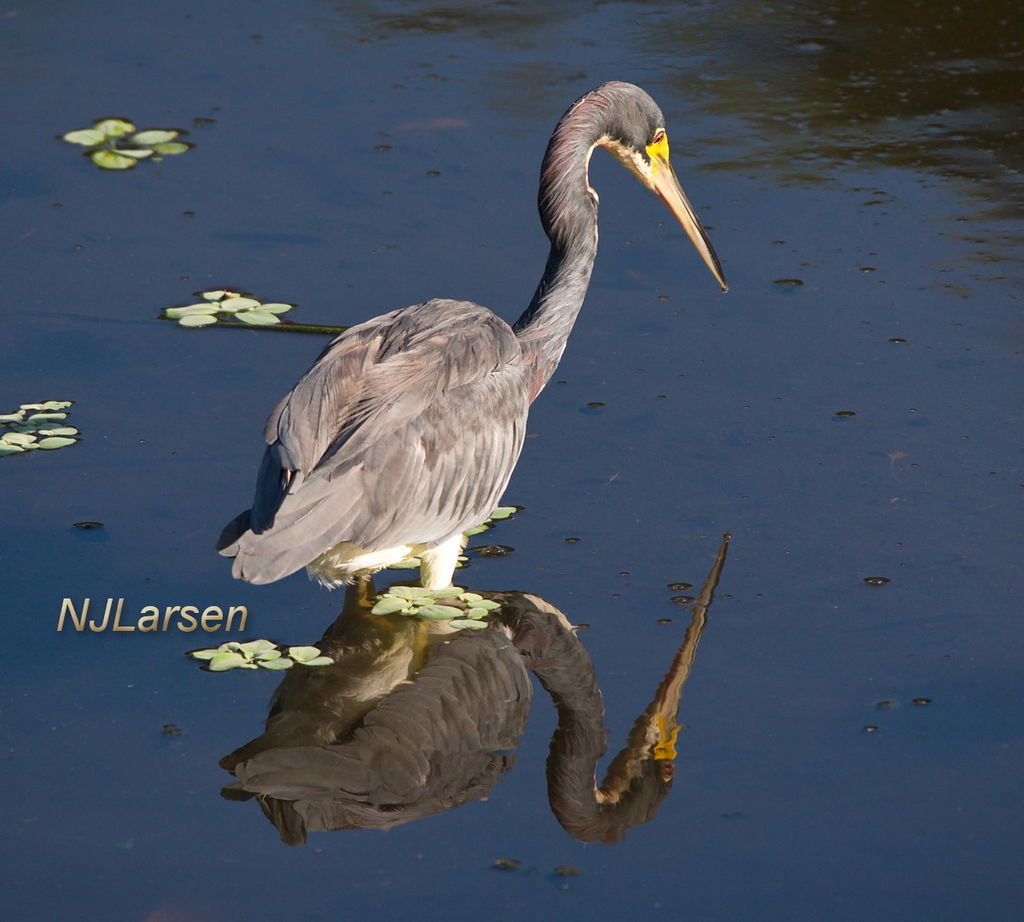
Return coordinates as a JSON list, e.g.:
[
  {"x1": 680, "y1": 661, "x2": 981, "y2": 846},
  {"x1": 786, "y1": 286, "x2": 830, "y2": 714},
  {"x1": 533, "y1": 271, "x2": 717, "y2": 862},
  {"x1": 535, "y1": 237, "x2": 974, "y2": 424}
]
[
  {"x1": 26, "y1": 412, "x2": 67, "y2": 422},
  {"x1": 91, "y1": 150, "x2": 137, "y2": 170},
  {"x1": 34, "y1": 426, "x2": 79, "y2": 436},
  {"x1": 130, "y1": 129, "x2": 179, "y2": 146},
  {"x1": 219, "y1": 296, "x2": 261, "y2": 312},
  {"x1": 387, "y1": 557, "x2": 421, "y2": 570},
  {"x1": 116, "y1": 148, "x2": 155, "y2": 159},
  {"x1": 23, "y1": 401, "x2": 72, "y2": 411},
  {"x1": 3, "y1": 432, "x2": 37, "y2": 446},
  {"x1": 473, "y1": 599, "x2": 501, "y2": 611},
  {"x1": 287, "y1": 646, "x2": 324, "y2": 663},
  {"x1": 239, "y1": 639, "x2": 277, "y2": 655},
  {"x1": 464, "y1": 607, "x2": 489, "y2": 620},
  {"x1": 236, "y1": 309, "x2": 281, "y2": 326},
  {"x1": 415, "y1": 604, "x2": 464, "y2": 620},
  {"x1": 165, "y1": 303, "x2": 220, "y2": 318},
  {"x1": 93, "y1": 118, "x2": 136, "y2": 137},
  {"x1": 201, "y1": 289, "x2": 234, "y2": 301},
  {"x1": 209, "y1": 651, "x2": 247, "y2": 671},
  {"x1": 488, "y1": 506, "x2": 517, "y2": 520},
  {"x1": 151, "y1": 141, "x2": 190, "y2": 155},
  {"x1": 0, "y1": 443, "x2": 24, "y2": 455},
  {"x1": 190, "y1": 649, "x2": 219, "y2": 661},
  {"x1": 37, "y1": 437, "x2": 77, "y2": 450},
  {"x1": 179, "y1": 314, "x2": 218, "y2": 328},
  {"x1": 261, "y1": 657, "x2": 293, "y2": 670},
  {"x1": 63, "y1": 128, "x2": 106, "y2": 146},
  {"x1": 299, "y1": 656, "x2": 334, "y2": 667},
  {"x1": 371, "y1": 597, "x2": 410, "y2": 615},
  {"x1": 449, "y1": 619, "x2": 489, "y2": 630},
  {"x1": 256, "y1": 303, "x2": 295, "y2": 314},
  {"x1": 387, "y1": 586, "x2": 436, "y2": 600}
]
